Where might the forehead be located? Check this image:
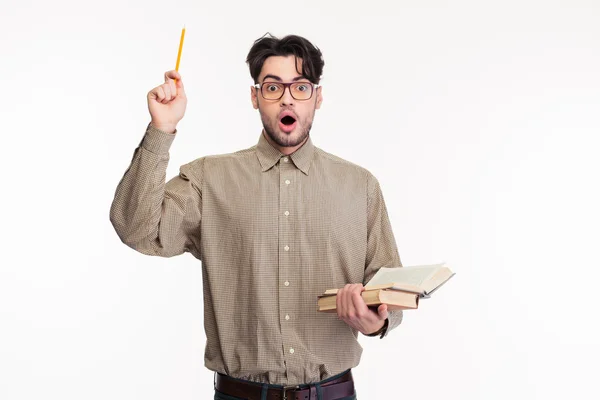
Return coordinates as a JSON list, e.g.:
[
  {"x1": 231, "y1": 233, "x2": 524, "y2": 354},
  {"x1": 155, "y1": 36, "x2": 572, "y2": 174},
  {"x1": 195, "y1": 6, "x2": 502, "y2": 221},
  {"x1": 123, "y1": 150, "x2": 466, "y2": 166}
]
[{"x1": 259, "y1": 55, "x2": 304, "y2": 81}]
